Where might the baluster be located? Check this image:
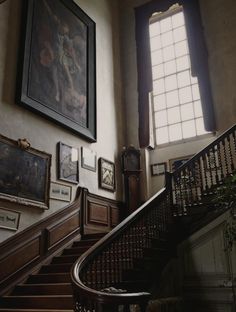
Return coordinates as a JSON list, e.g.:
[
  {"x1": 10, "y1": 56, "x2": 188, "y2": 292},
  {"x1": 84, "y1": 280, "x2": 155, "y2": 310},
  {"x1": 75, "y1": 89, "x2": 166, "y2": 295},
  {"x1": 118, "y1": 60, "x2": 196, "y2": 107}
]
[
  {"x1": 197, "y1": 158, "x2": 203, "y2": 202},
  {"x1": 227, "y1": 134, "x2": 234, "y2": 172},
  {"x1": 217, "y1": 142, "x2": 224, "y2": 182},
  {"x1": 207, "y1": 149, "x2": 214, "y2": 190},
  {"x1": 172, "y1": 174, "x2": 178, "y2": 216},
  {"x1": 222, "y1": 138, "x2": 229, "y2": 176},
  {"x1": 192, "y1": 160, "x2": 199, "y2": 203},
  {"x1": 202, "y1": 154, "x2": 209, "y2": 190},
  {"x1": 232, "y1": 130, "x2": 236, "y2": 170}
]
